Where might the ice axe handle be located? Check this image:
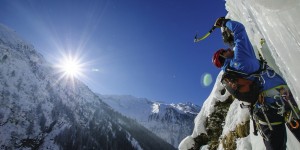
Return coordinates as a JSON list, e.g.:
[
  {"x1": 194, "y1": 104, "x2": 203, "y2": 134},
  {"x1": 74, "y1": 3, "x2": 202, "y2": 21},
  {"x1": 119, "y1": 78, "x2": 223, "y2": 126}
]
[{"x1": 194, "y1": 26, "x2": 216, "y2": 43}]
